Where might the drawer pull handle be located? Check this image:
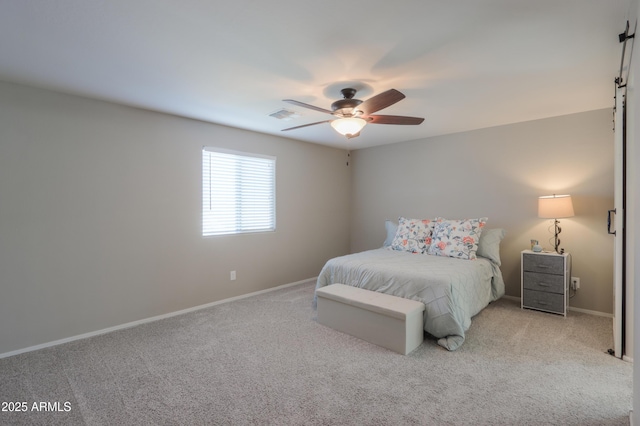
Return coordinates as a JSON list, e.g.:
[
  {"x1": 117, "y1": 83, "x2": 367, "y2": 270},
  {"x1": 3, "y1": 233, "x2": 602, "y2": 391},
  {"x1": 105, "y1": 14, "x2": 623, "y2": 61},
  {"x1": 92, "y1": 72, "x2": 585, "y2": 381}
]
[
  {"x1": 538, "y1": 283, "x2": 551, "y2": 287},
  {"x1": 537, "y1": 265, "x2": 549, "y2": 268},
  {"x1": 536, "y1": 301, "x2": 548, "y2": 305}
]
